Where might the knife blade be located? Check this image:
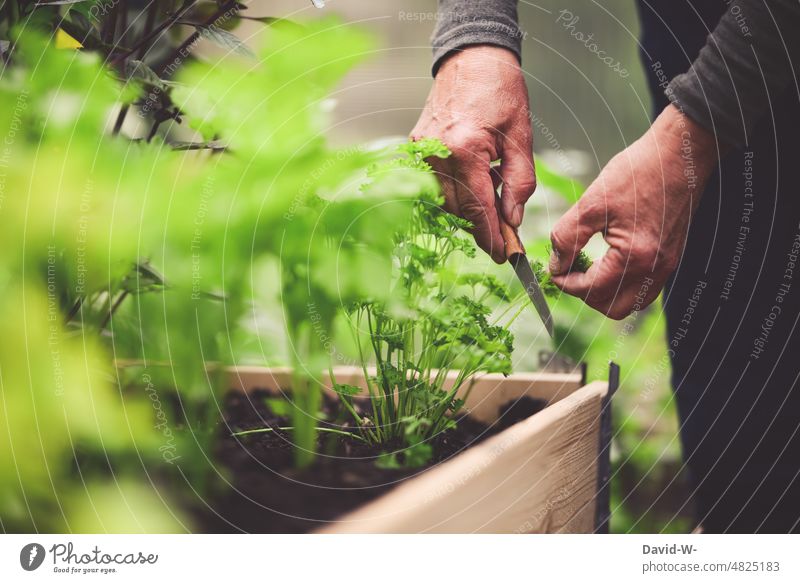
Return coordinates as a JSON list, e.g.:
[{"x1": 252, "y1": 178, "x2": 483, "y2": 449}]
[{"x1": 498, "y1": 217, "x2": 554, "y2": 338}]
